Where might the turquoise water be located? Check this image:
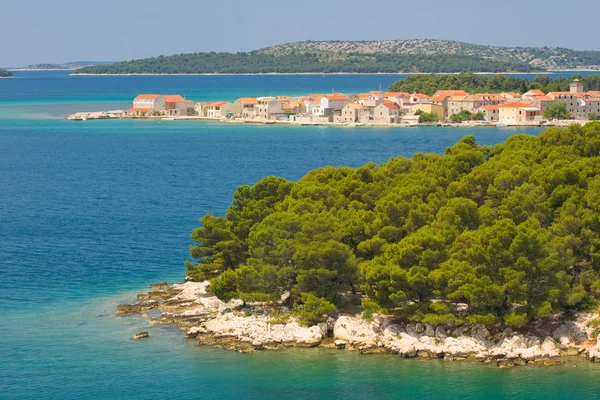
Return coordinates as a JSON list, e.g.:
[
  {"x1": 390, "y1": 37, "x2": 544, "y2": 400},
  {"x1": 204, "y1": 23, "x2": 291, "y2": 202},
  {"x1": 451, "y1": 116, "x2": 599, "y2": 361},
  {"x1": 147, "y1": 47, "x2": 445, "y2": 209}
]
[{"x1": 1, "y1": 71, "x2": 599, "y2": 399}]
